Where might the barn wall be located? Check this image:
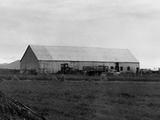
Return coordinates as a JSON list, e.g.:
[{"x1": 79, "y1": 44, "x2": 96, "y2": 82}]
[
  {"x1": 39, "y1": 61, "x2": 139, "y2": 73},
  {"x1": 119, "y1": 62, "x2": 139, "y2": 73},
  {"x1": 69, "y1": 61, "x2": 115, "y2": 70},
  {"x1": 20, "y1": 46, "x2": 40, "y2": 72},
  {"x1": 39, "y1": 61, "x2": 69, "y2": 73}
]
